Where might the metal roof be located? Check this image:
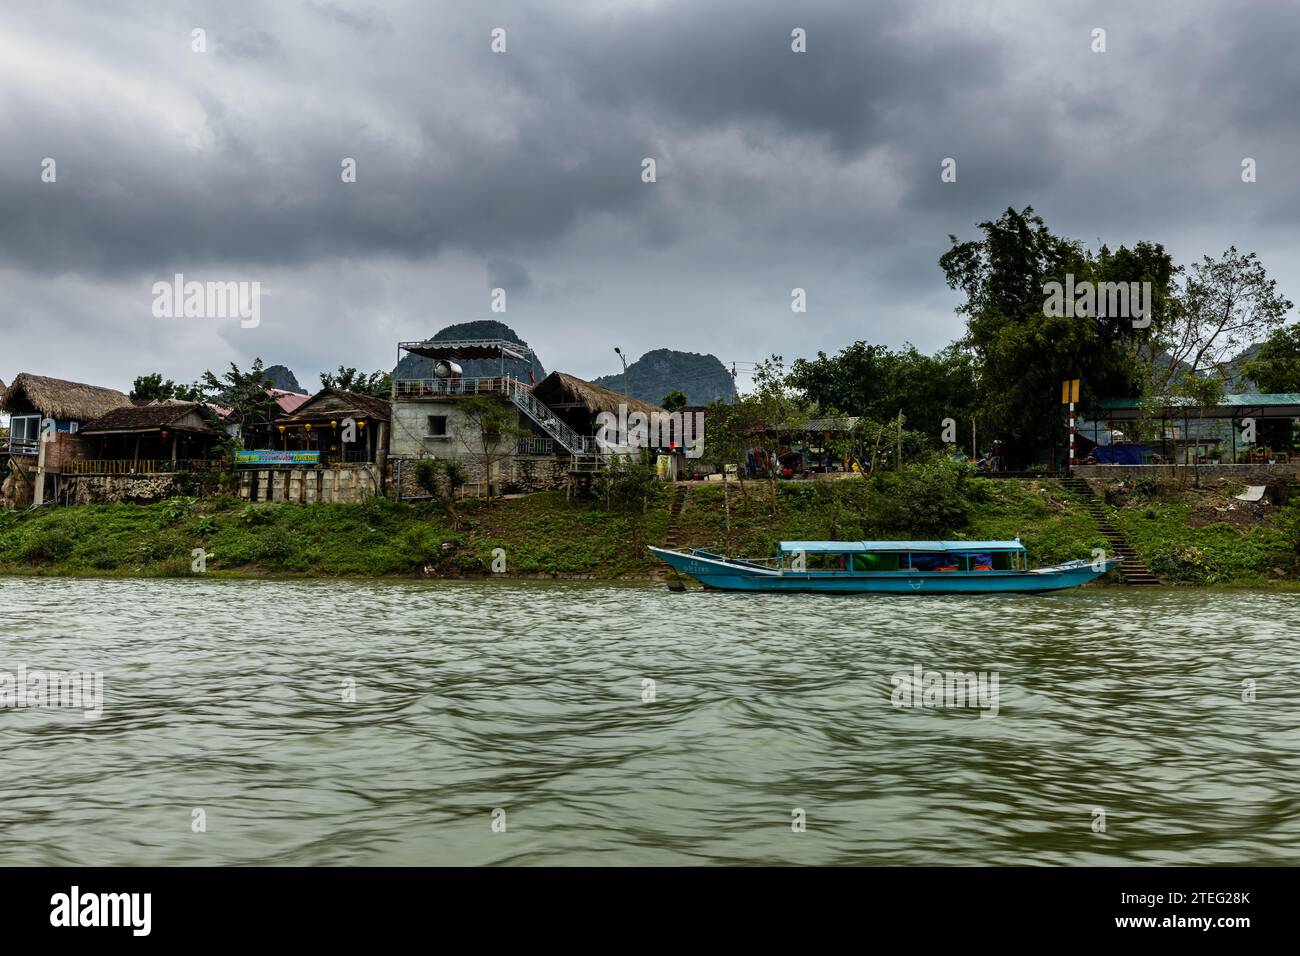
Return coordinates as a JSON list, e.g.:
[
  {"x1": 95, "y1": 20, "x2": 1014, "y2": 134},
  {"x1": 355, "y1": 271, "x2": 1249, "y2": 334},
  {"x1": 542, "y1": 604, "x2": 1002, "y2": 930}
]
[
  {"x1": 779, "y1": 540, "x2": 1025, "y2": 553},
  {"x1": 1096, "y1": 393, "x2": 1300, "y2": 420},
  {"x1": 399, "y1": 338, "x2": 533, "y2": 362}
]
